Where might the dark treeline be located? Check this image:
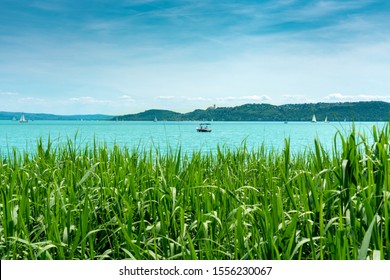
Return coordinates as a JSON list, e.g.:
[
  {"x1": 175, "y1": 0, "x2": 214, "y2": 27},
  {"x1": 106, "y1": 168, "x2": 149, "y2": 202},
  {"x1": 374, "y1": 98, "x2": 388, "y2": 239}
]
[
  {"x1": 2, "y1": 101, "x2": 389, "y2": 122},
  {"x1": 117, "y1": 101, "x2": 390, "y2": 122}
]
